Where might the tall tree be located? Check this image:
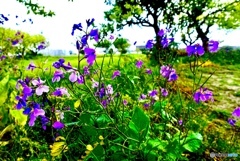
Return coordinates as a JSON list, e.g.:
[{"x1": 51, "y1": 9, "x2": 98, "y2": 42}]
[
  {"x1": 104, "y1": 0, "x2": 240, "y2": 50},
  {"x1": 104, "y1": 0, "x2": 178, "y2": 44},
  {"x1": 178, "y1": 0, "x2": 240, "y2": 50}
]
